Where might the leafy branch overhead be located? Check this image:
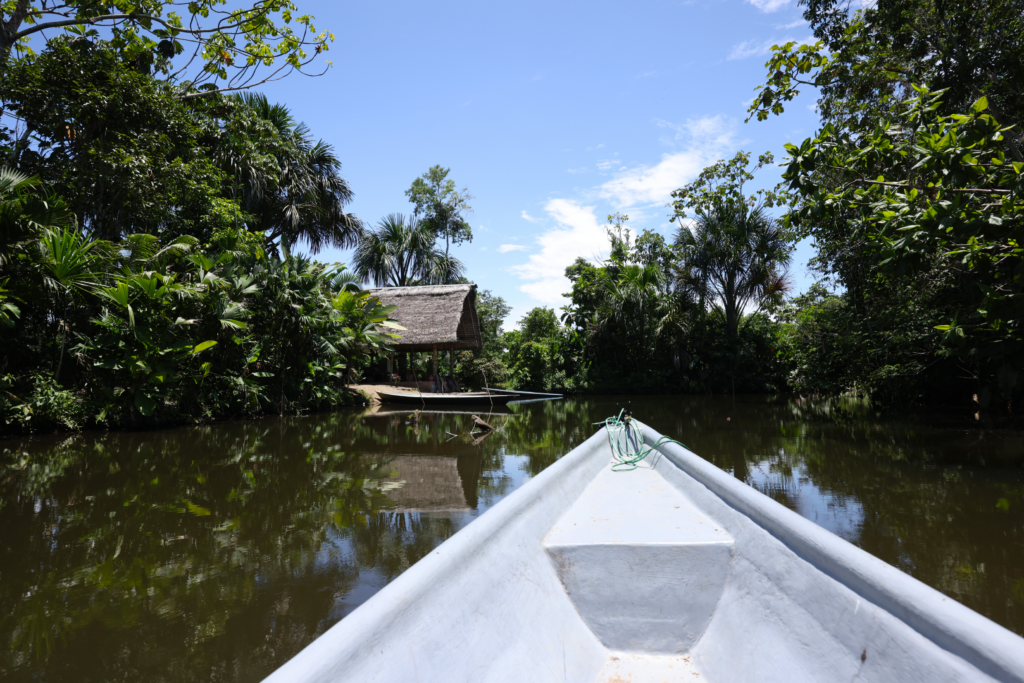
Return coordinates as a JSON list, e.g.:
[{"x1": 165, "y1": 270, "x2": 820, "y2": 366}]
[
  {"x1": 0, "y1": 0, "x2": 335, "y2": 96},
  {"x1": 782, "y1": 87, "x2": 1024, "y2": 349},
  {"x1": 747, "y1": 0, "x2": 1024, "y2": 161}
]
